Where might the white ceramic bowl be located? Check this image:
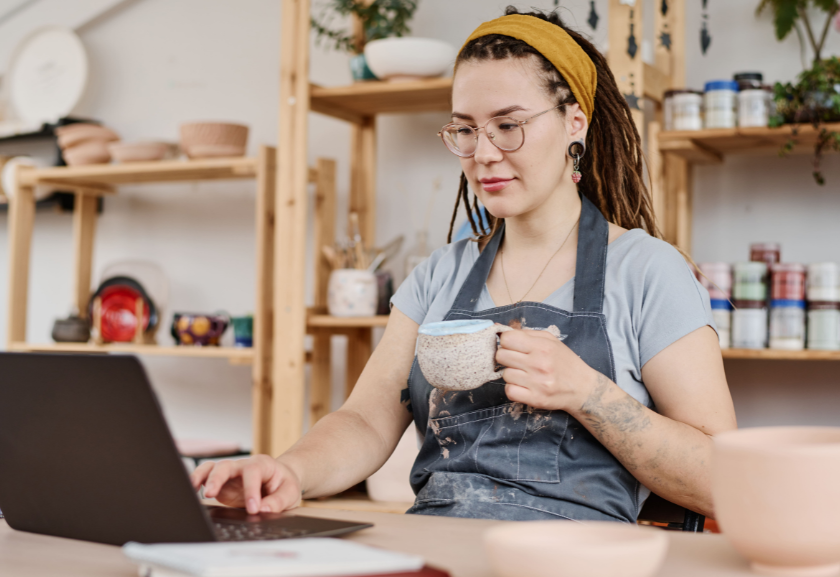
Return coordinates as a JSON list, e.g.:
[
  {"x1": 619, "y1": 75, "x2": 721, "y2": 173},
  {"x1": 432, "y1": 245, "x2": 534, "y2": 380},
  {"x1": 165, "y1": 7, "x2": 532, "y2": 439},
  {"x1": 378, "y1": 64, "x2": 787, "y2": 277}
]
[
  {"x1": 364, "y1": 37, "x2": 455, "y2": 81},
  {"x1": 484, "y1": 521, "x2": 669, "y2": 577}
]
